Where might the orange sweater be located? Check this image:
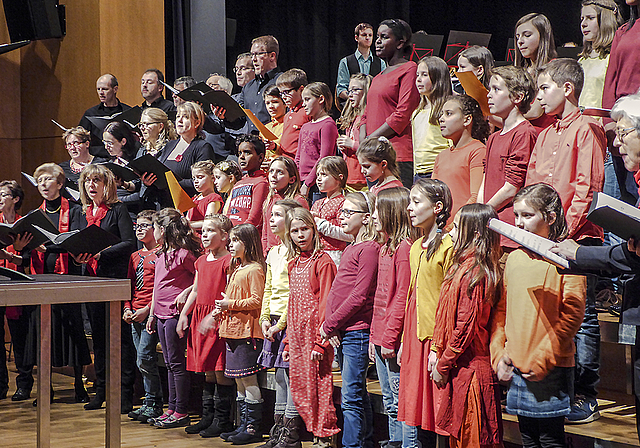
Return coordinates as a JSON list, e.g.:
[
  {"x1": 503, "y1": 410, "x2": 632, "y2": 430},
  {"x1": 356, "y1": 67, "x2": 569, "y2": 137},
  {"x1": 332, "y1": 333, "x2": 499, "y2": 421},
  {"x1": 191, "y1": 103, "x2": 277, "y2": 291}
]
[
  {"x1": 490, "y1": 249, "x2": 585, "y2": 381},
  {"x1": 218, "y1": 262, "x2": 265, "y2": 339}
]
